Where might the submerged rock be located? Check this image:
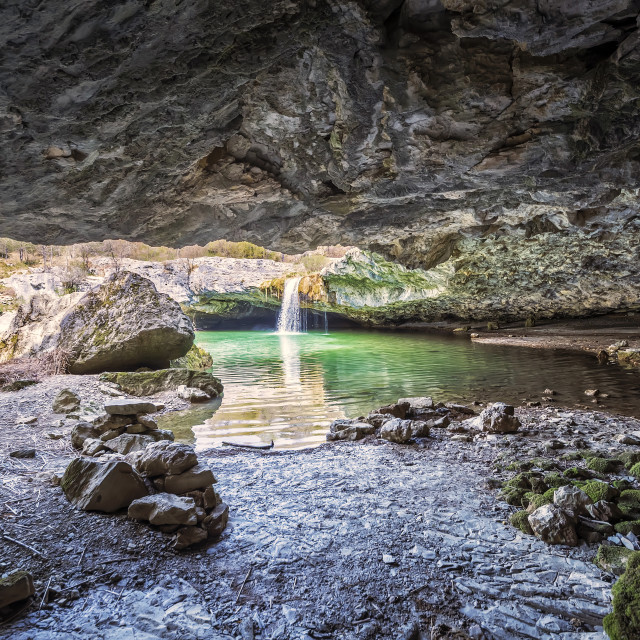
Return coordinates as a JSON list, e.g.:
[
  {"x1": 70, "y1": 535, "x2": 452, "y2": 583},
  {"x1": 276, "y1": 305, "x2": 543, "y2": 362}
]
[{"x1": 61, "y1": 459, "x2": 148, "y2": 512}]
